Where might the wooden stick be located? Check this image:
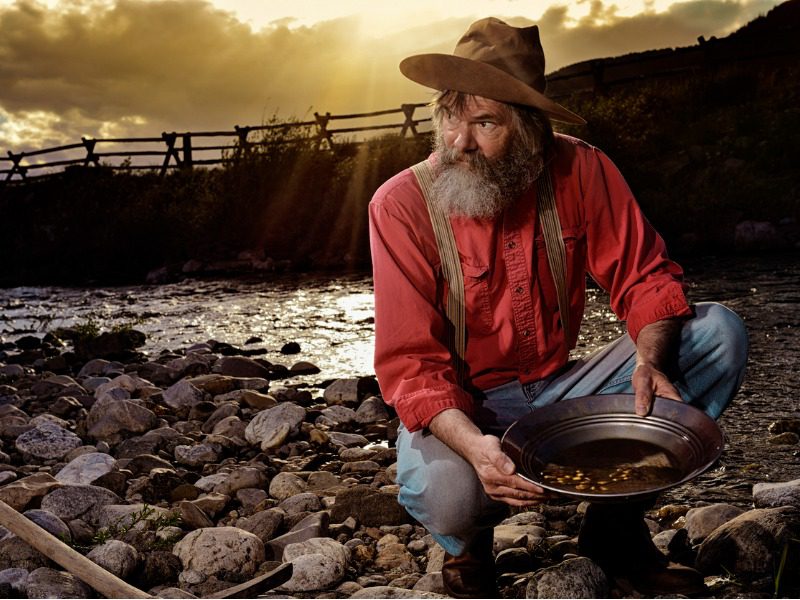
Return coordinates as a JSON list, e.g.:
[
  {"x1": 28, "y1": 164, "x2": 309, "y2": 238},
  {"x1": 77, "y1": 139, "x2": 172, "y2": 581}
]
[
  {"x1": 205, "y1": 562, "x2": 293, "y2": 599},
  {"x1": 0, "y1": 499, "x2": 153, "y2": 599}
]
